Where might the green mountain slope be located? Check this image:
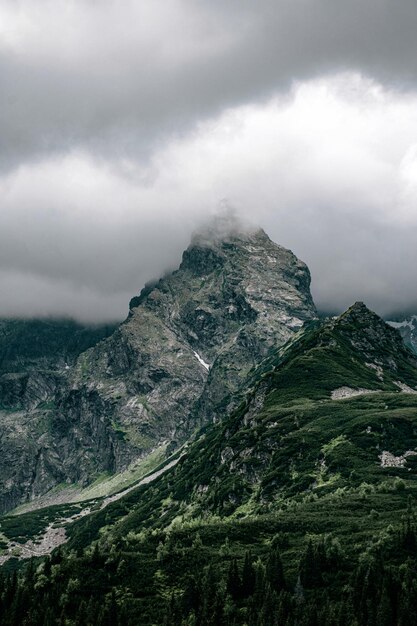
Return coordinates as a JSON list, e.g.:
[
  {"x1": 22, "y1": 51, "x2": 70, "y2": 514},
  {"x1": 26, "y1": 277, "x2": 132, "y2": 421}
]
[
  {"x1": 2, "y1": 303, "x2": 417, "y2": 625},
  {"x1": 0, "y1": 318, "x2": 117, "y2": 375},
  {"x1": 76, "y1": 301, "x2": 417, "y2": 526}
]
